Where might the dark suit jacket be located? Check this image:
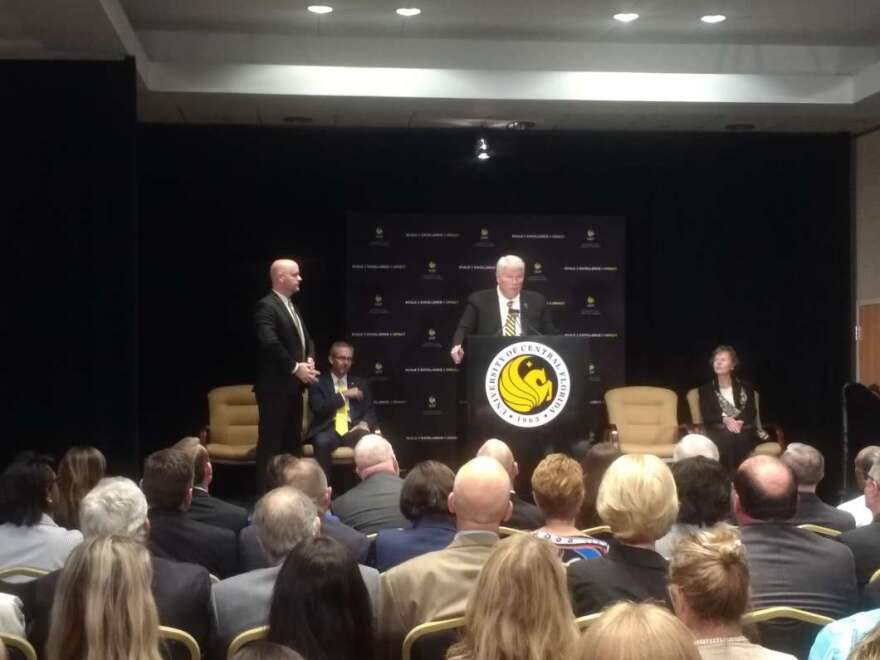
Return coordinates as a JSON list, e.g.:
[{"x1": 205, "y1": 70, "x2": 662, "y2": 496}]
[
  {"x1": 698, "y1": 378, "x2": 757, "y2": 426},
  {"x1": 148, "y1": 509, "x2": 237, "y2": 579},
  {"x1": 307, "y1": 372, "x2": 377, "y2": 438},
  {"x1": 740, "y1": 523, "x2": 857, "y2": 619},
  {"x1": 373, "y1": 514, "x2": 457, "y2": 572},
  {"x1": 29, "y1": 555, "x2": 211, "y2": 658},
  {"x1": 507, "y1": 493, "x2": 545, "y2": 530},
  {"x1": 332, "y1": 473, "x2": 409, "y2": 534},
  {"x1": 567, "y1": 541, "x2": 670, "y2": 616},
  {"x1": 841, "y1": 521, "x2": 880, "y2": 592},
  {"x1": 254, "y1": 292, "x2": 313, "y2": 394},
  {"x1": 790, "y1": 492, "x2": 856, "y2": 533},
  {"x1": 188, "y1": 488, "x2": 249, "y2": 534},
  {"x1": 451, "y1": 288, "x2": 557, "y2": 346}
]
